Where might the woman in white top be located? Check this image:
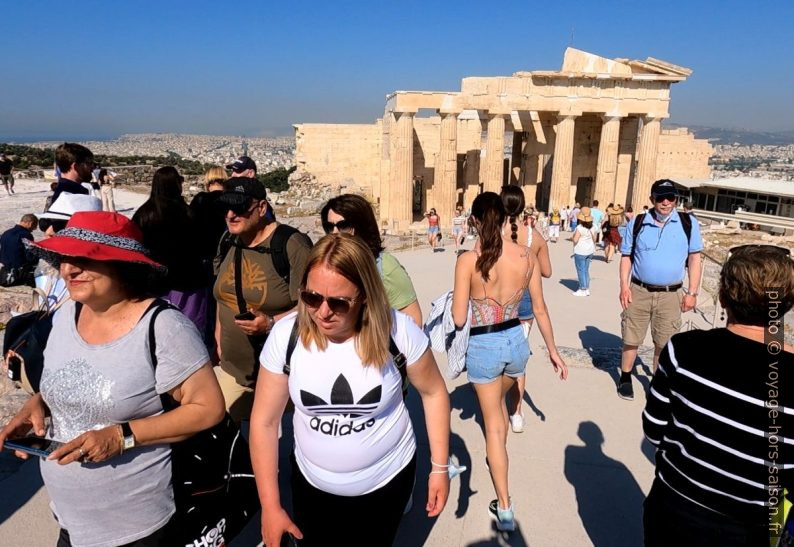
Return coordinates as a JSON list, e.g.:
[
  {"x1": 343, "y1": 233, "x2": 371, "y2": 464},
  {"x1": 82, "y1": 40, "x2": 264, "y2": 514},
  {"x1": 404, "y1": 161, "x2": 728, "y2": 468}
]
[
  {"x1": 250, "y1": 234, "x2": 450, "y2": 547},
  {"x1": 572, "y1": 206, "x2": 597, "y2": 296}
]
